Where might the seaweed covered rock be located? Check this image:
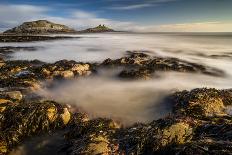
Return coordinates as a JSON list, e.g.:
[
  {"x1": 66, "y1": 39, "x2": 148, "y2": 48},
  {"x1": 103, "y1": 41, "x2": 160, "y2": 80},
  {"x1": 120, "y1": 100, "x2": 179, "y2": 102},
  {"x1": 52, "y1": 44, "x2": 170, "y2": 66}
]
[
  {"x1": 0, "y1": 100, "x2": 71, "y2": 154},
  {"x1": 34, "y1": 60, "x2": 93, "y2": 79},
  {"x1": 117, "y1": 118, "x2": 193, "y2": 154},
  {"x1": 0, "y1": 58, "x2": 5, "y2": 67},
  {"x1": 66, "y1": 118, "x2": 121, "y2": 155},
  {"x1": 168, "y1": 116, "x2": 232, "y2": 155},
  {"x1": 101, "y1": 52, "x2": 225, "y2": 79},
  {"x1": 118, "y1": 68, "x2": 154, "y2": 80},
  {"x1": 0, "y1": 91, "x2": 23, "y2": 101},
  {"x1": 171, "y1": 88, "x2": 231, "y2": 118},
  {"x1": 0, "y1": 60, "x2": 93, "y2": 94}
]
